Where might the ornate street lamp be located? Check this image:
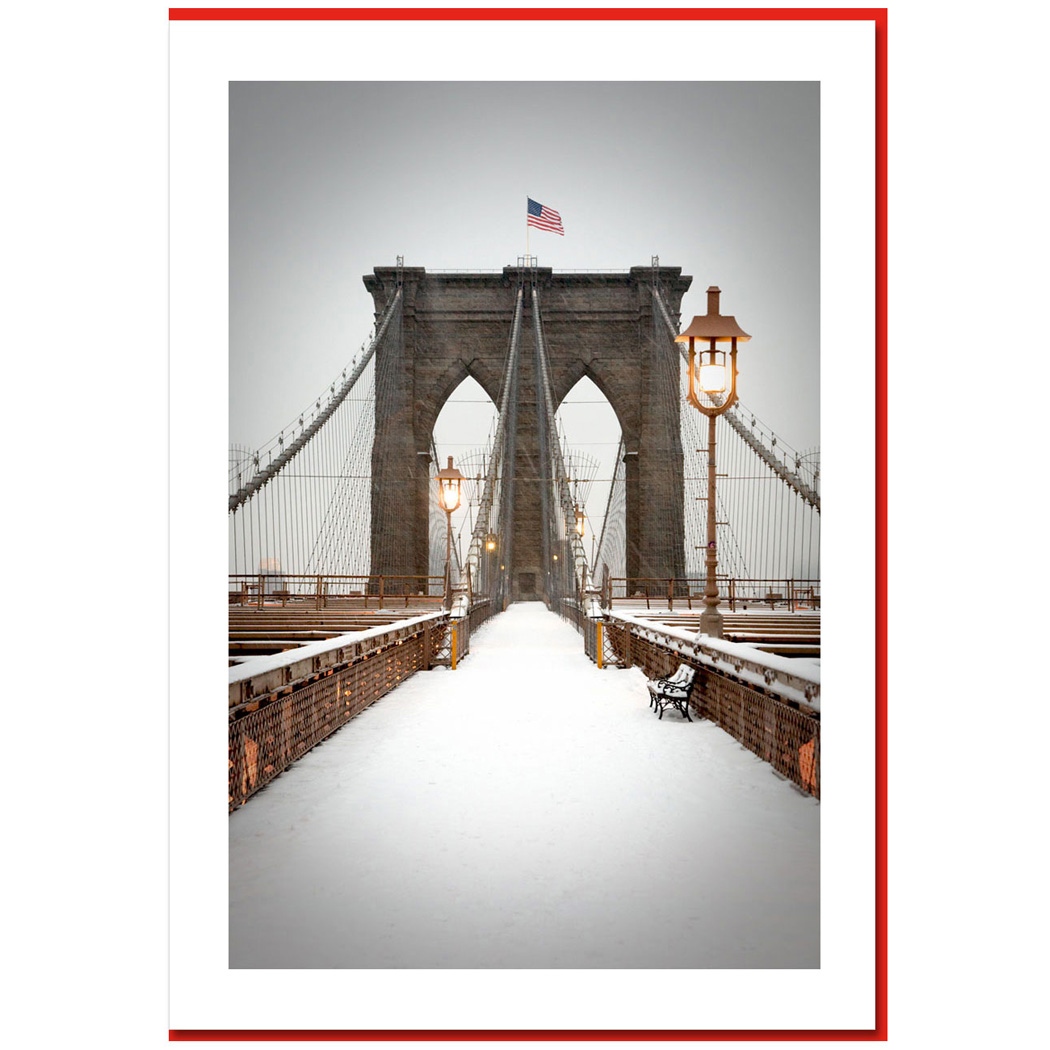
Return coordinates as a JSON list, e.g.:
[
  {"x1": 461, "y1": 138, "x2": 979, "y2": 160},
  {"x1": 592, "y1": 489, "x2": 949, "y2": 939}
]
[
  {"x1": 436, "y1": 455, "x2": 463, "y2": 605},
  {"x1": 676, "y1": 286, "x2": 751, "y2": 638},
  {"x1": 574, "y1": 504, "x2": 586, "y2": 538},
  {"x1": 482, "y1": 532, "x2": 498, "y2": 600},
  {"x1": 437, "y1": 455, "x2": 463, "y2": 515}
]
